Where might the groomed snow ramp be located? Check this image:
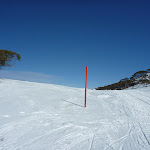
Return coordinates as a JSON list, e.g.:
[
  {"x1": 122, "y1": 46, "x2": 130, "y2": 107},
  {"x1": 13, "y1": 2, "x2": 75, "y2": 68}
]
[{"x1": 0, "y1": 79, "x2": 150, "y2": 150}]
